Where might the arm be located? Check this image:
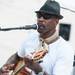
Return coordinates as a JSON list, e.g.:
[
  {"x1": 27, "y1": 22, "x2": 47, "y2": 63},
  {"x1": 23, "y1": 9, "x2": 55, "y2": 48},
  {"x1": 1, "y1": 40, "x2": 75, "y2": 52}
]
[
  {"x1": 5, "y1": 52, "x2": 21, "y2": 65},
  {"x1": 0, "y1": 52, "x2": 23, "y2": 73}
]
